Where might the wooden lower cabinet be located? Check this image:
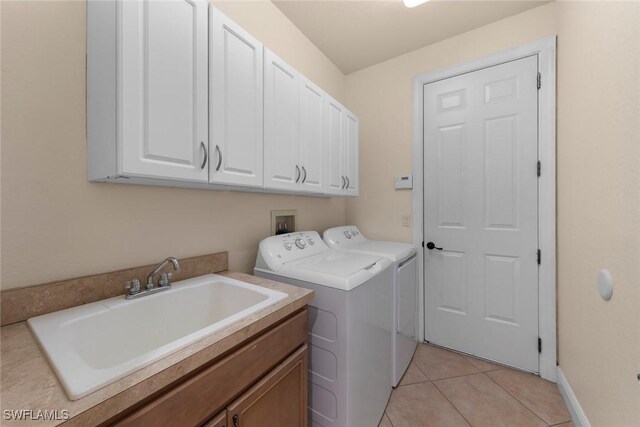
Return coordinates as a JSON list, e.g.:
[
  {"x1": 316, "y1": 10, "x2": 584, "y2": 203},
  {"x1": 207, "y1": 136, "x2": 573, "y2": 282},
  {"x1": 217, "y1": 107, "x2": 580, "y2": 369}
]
[
  {"x1": 114, "y1": 309, "x2": 307, "y2": 427},
  {"x1": 203, "y1": 411, "x2": 227, "y2": 427},
  {"x1": 226, "y1": 346, "x2": 307, "y2": 427}
]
